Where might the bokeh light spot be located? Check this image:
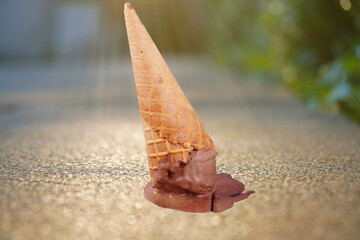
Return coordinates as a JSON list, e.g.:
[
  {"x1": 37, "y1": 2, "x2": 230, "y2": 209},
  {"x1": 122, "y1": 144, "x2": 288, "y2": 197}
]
[
  {"x1": 340, "y1": 0, "x2": 351, "y2": 11},
  {"x1": 211, "y1": 216, "x2": 221, "y2": 226},
  {"x1": 127, "y1": 215, "x2": 137, "y2": 225}
]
